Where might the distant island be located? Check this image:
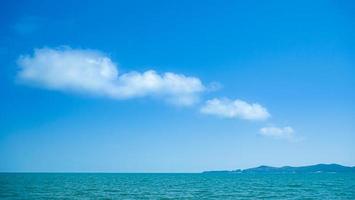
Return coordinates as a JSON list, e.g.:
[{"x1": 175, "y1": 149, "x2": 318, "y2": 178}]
[{"x1": 203, "y1": 164, "x2": 355, "y2": 174}]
